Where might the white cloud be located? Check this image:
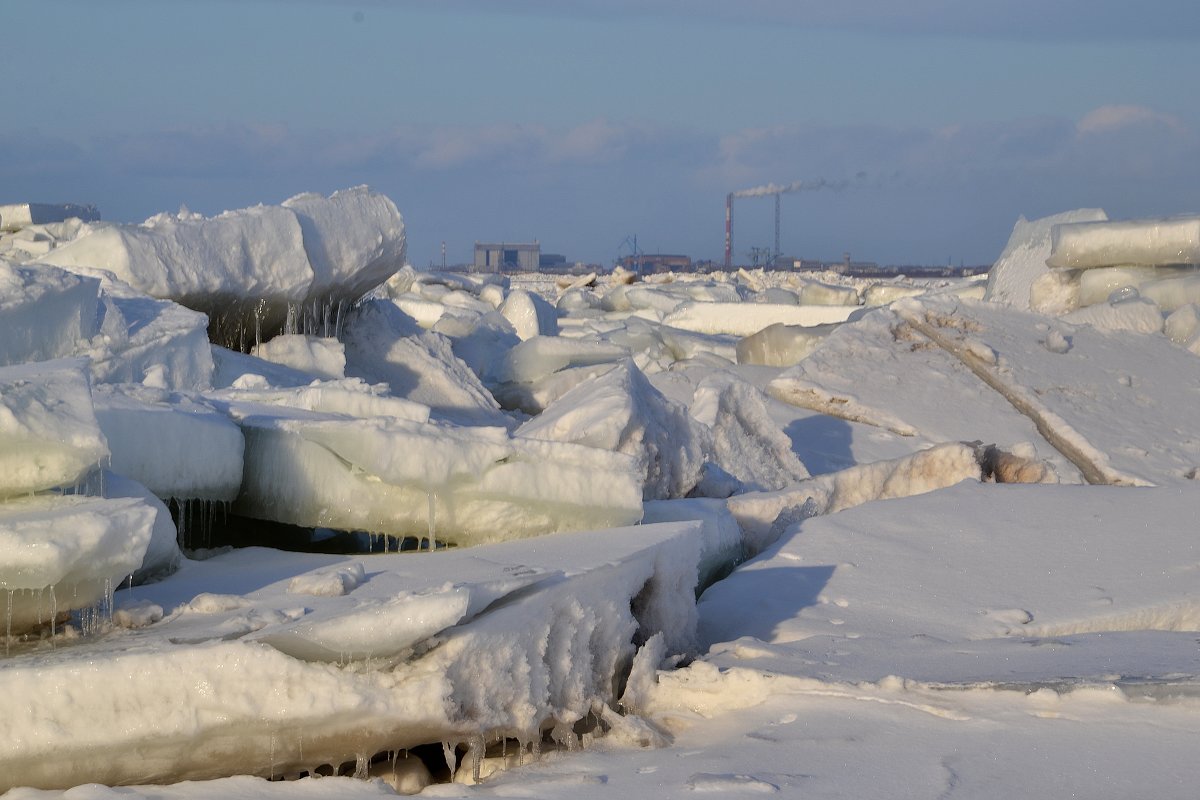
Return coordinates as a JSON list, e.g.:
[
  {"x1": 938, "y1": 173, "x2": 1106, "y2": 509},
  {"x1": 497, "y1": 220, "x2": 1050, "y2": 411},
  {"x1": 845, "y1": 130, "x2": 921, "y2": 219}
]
[{"x1": 1077, "y1": 105, "x2": 1185, "y2": 135}]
